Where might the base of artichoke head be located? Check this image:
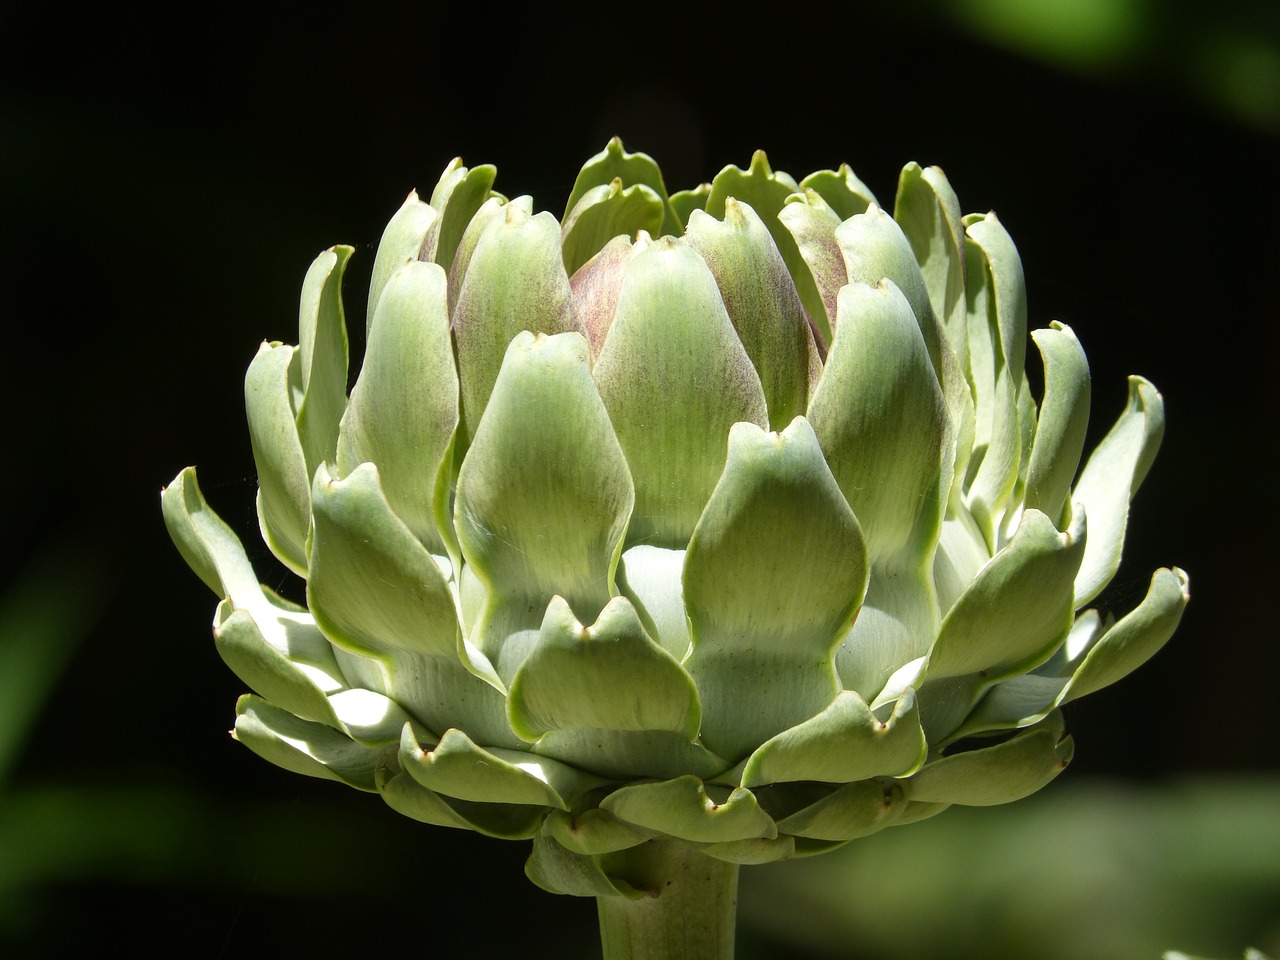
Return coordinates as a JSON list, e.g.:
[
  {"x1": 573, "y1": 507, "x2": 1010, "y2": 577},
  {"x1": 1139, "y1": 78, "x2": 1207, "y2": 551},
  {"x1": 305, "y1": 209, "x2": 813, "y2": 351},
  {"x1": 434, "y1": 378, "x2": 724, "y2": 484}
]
[{"x1": 596, "y1": 840, "x2": 739, "y2": 960}]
